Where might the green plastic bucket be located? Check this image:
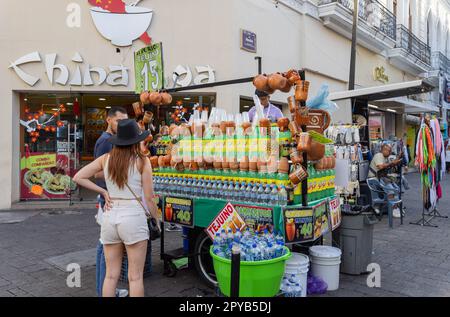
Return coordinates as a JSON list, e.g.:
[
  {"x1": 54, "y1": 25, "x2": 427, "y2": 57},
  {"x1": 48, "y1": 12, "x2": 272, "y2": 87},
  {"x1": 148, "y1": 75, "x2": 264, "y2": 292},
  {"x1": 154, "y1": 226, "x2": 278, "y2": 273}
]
[{"x1": 210, "y1": 246, "x2": 291, "y2": 297}]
